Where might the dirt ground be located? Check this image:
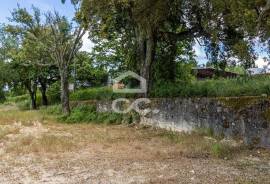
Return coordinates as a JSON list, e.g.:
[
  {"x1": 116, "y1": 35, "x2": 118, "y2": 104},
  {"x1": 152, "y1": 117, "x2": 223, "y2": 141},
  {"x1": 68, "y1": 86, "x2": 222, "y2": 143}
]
[{"x1": 0, "y1": 105, "x2": 269, "y2": 184}]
